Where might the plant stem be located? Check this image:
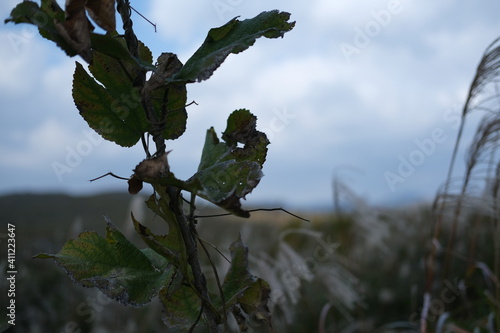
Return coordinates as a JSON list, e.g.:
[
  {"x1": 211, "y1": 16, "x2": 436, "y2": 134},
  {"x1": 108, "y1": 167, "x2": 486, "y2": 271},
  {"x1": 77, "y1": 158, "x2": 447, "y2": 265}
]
[
  {"x1": 116, "y1": 0, "x2": 145, "y2": 86},
  {"x1": 167, "y1": 186, "x2": 220, "y2": 332},
  {"x1": 117, "y1": 2, "x2": 218, "y2": 330}
]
